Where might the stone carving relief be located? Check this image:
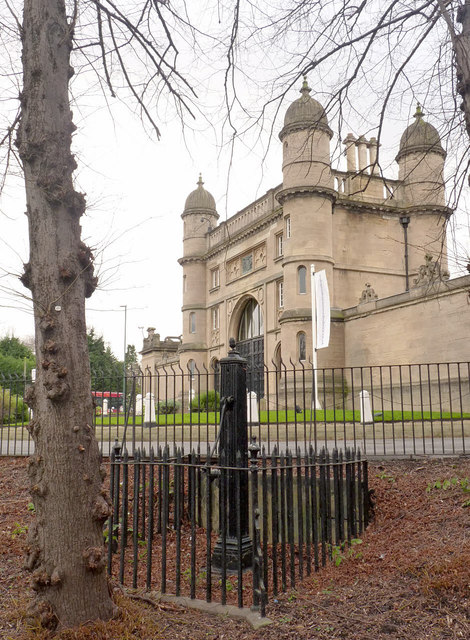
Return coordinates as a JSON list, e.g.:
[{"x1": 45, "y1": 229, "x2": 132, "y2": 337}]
[
  {"x1": 227, "y1": 259, "x2": 240, "y2": 280},
  {"x1": 226, "y1": 243, "x2": 266, "y2": 283},
  {"x1": 359, "y1": 283, "x2": 378, "y2": 304},
  {"x1": 144, "y1": 327, "x2": 160, "y2": 348},
  {"x1": 211, "y1": 329, "x2": 220, "y2": 346},
  {"x1": 254, "y1": 245, "x2": 266, "y2": 267},
  {"x1": 227, "y1": 297, "x2": 238, "y2": 317},
  {"x1": 413, "y1": 254, "x2": 450, "y2": 287}
]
